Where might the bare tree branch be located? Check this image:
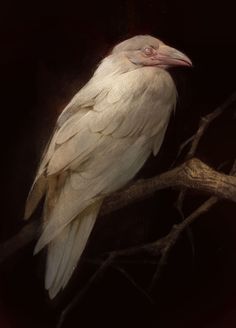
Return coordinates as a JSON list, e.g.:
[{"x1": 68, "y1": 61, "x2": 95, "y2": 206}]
[
  {"x1": 56, "y1": 197, "x2": 220, "y2": 328},
  {"x1": 0, "y1": 92, "x2": 235, "y2": 327},
  {"x1": 1, "y1": 158, "x2": 236, "y2": 264},
  {"x1": 149, "y1": 196, "x2": 218, "y2": 291},
  {"x1": 149, "y1": 159, "x2": 236, "y2": 291},
  {"x1": 149, "y1": 160, "x2": 236, "y2": 292},
  {"x1": 2, "y1": 93, "x2": 236, "y2": 265},
  {"x1": 176, "y1": 91, "x2": 236, "y2": 212},
  {"x1": 187, "y1": 92, "x2": 236, "y2": 159},
  {"x1": 58, "y1": 159, "x2": 236, "y2": 328},
  {"x1": 55, "y1": 93, "x2": 236, "y2": 327}
]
